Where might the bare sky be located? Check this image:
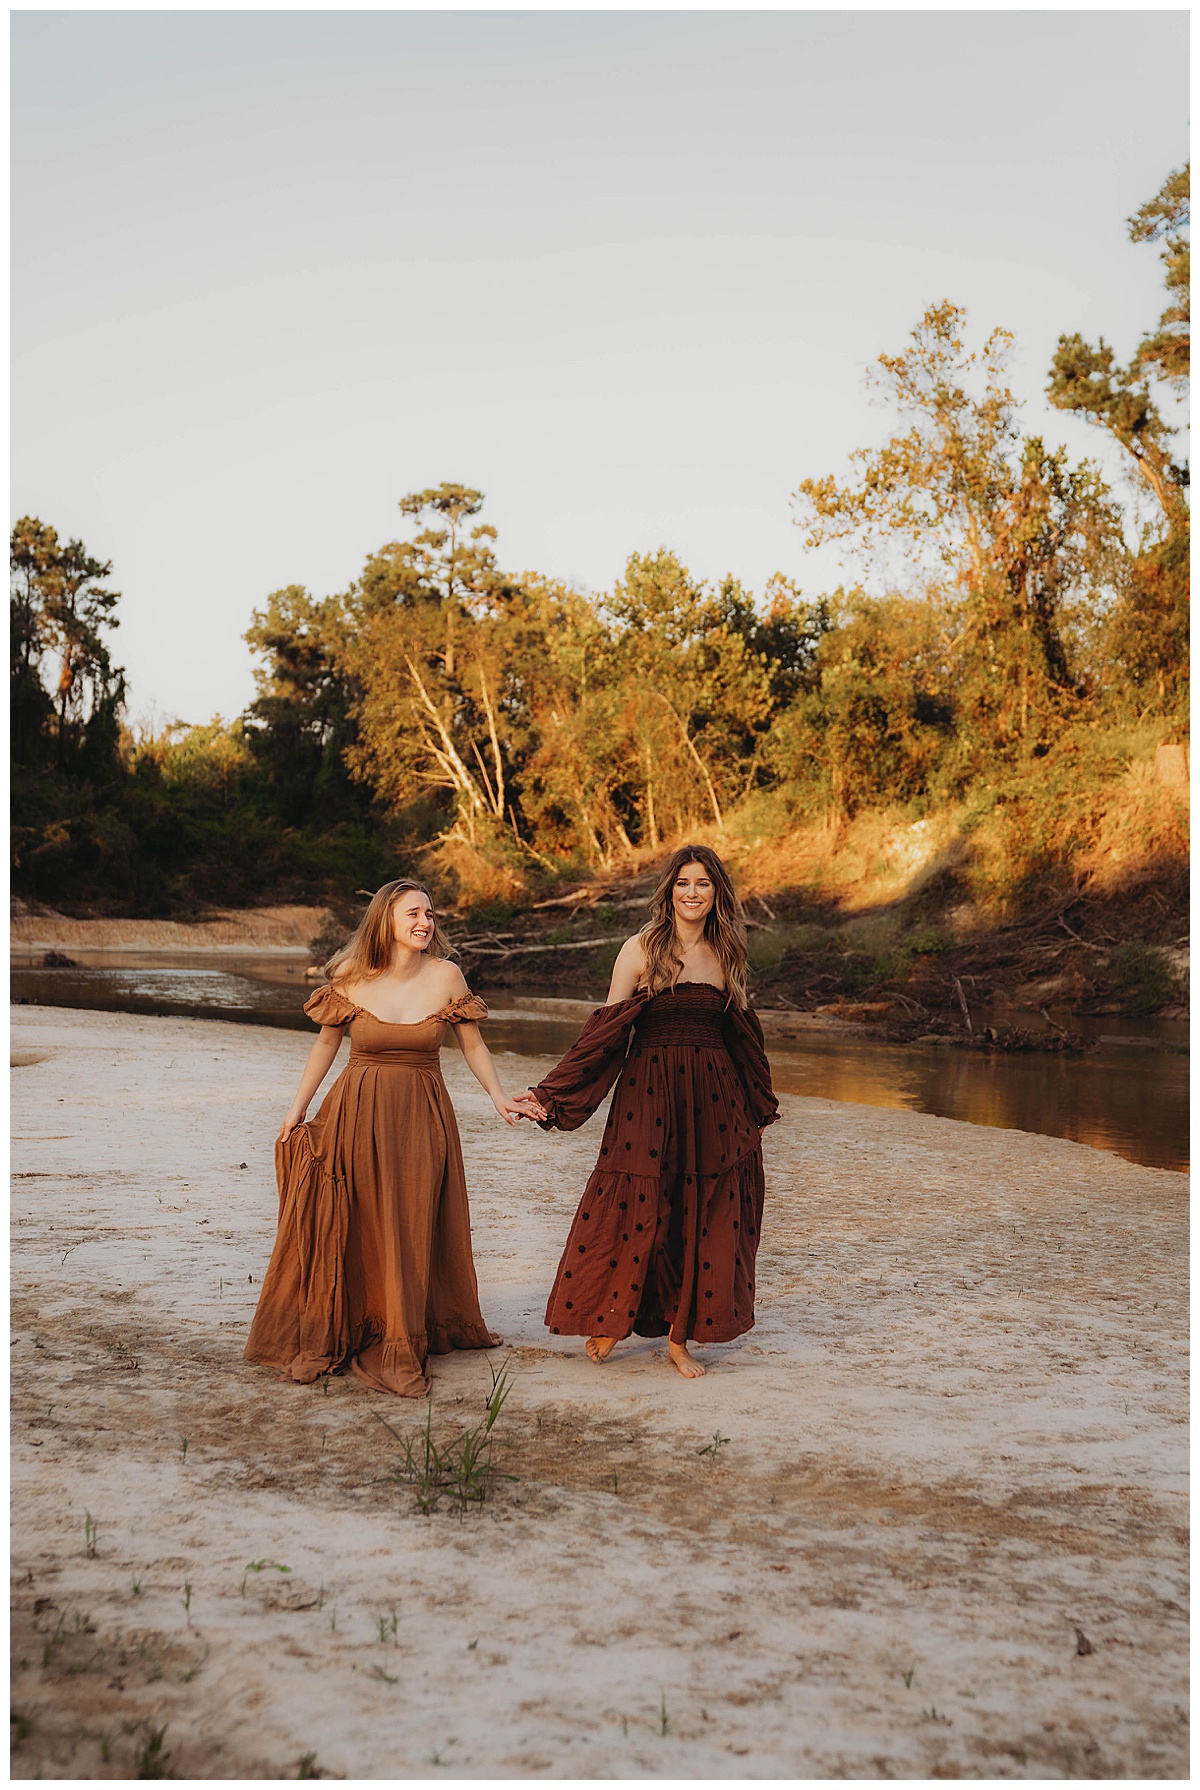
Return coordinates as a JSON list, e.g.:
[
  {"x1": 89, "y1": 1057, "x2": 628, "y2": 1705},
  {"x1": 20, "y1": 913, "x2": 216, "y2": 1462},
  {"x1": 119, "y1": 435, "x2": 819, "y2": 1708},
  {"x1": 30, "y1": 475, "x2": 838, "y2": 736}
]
[{"x1": 11, "y1": 9, "x2": 1190, "y2": 726}]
